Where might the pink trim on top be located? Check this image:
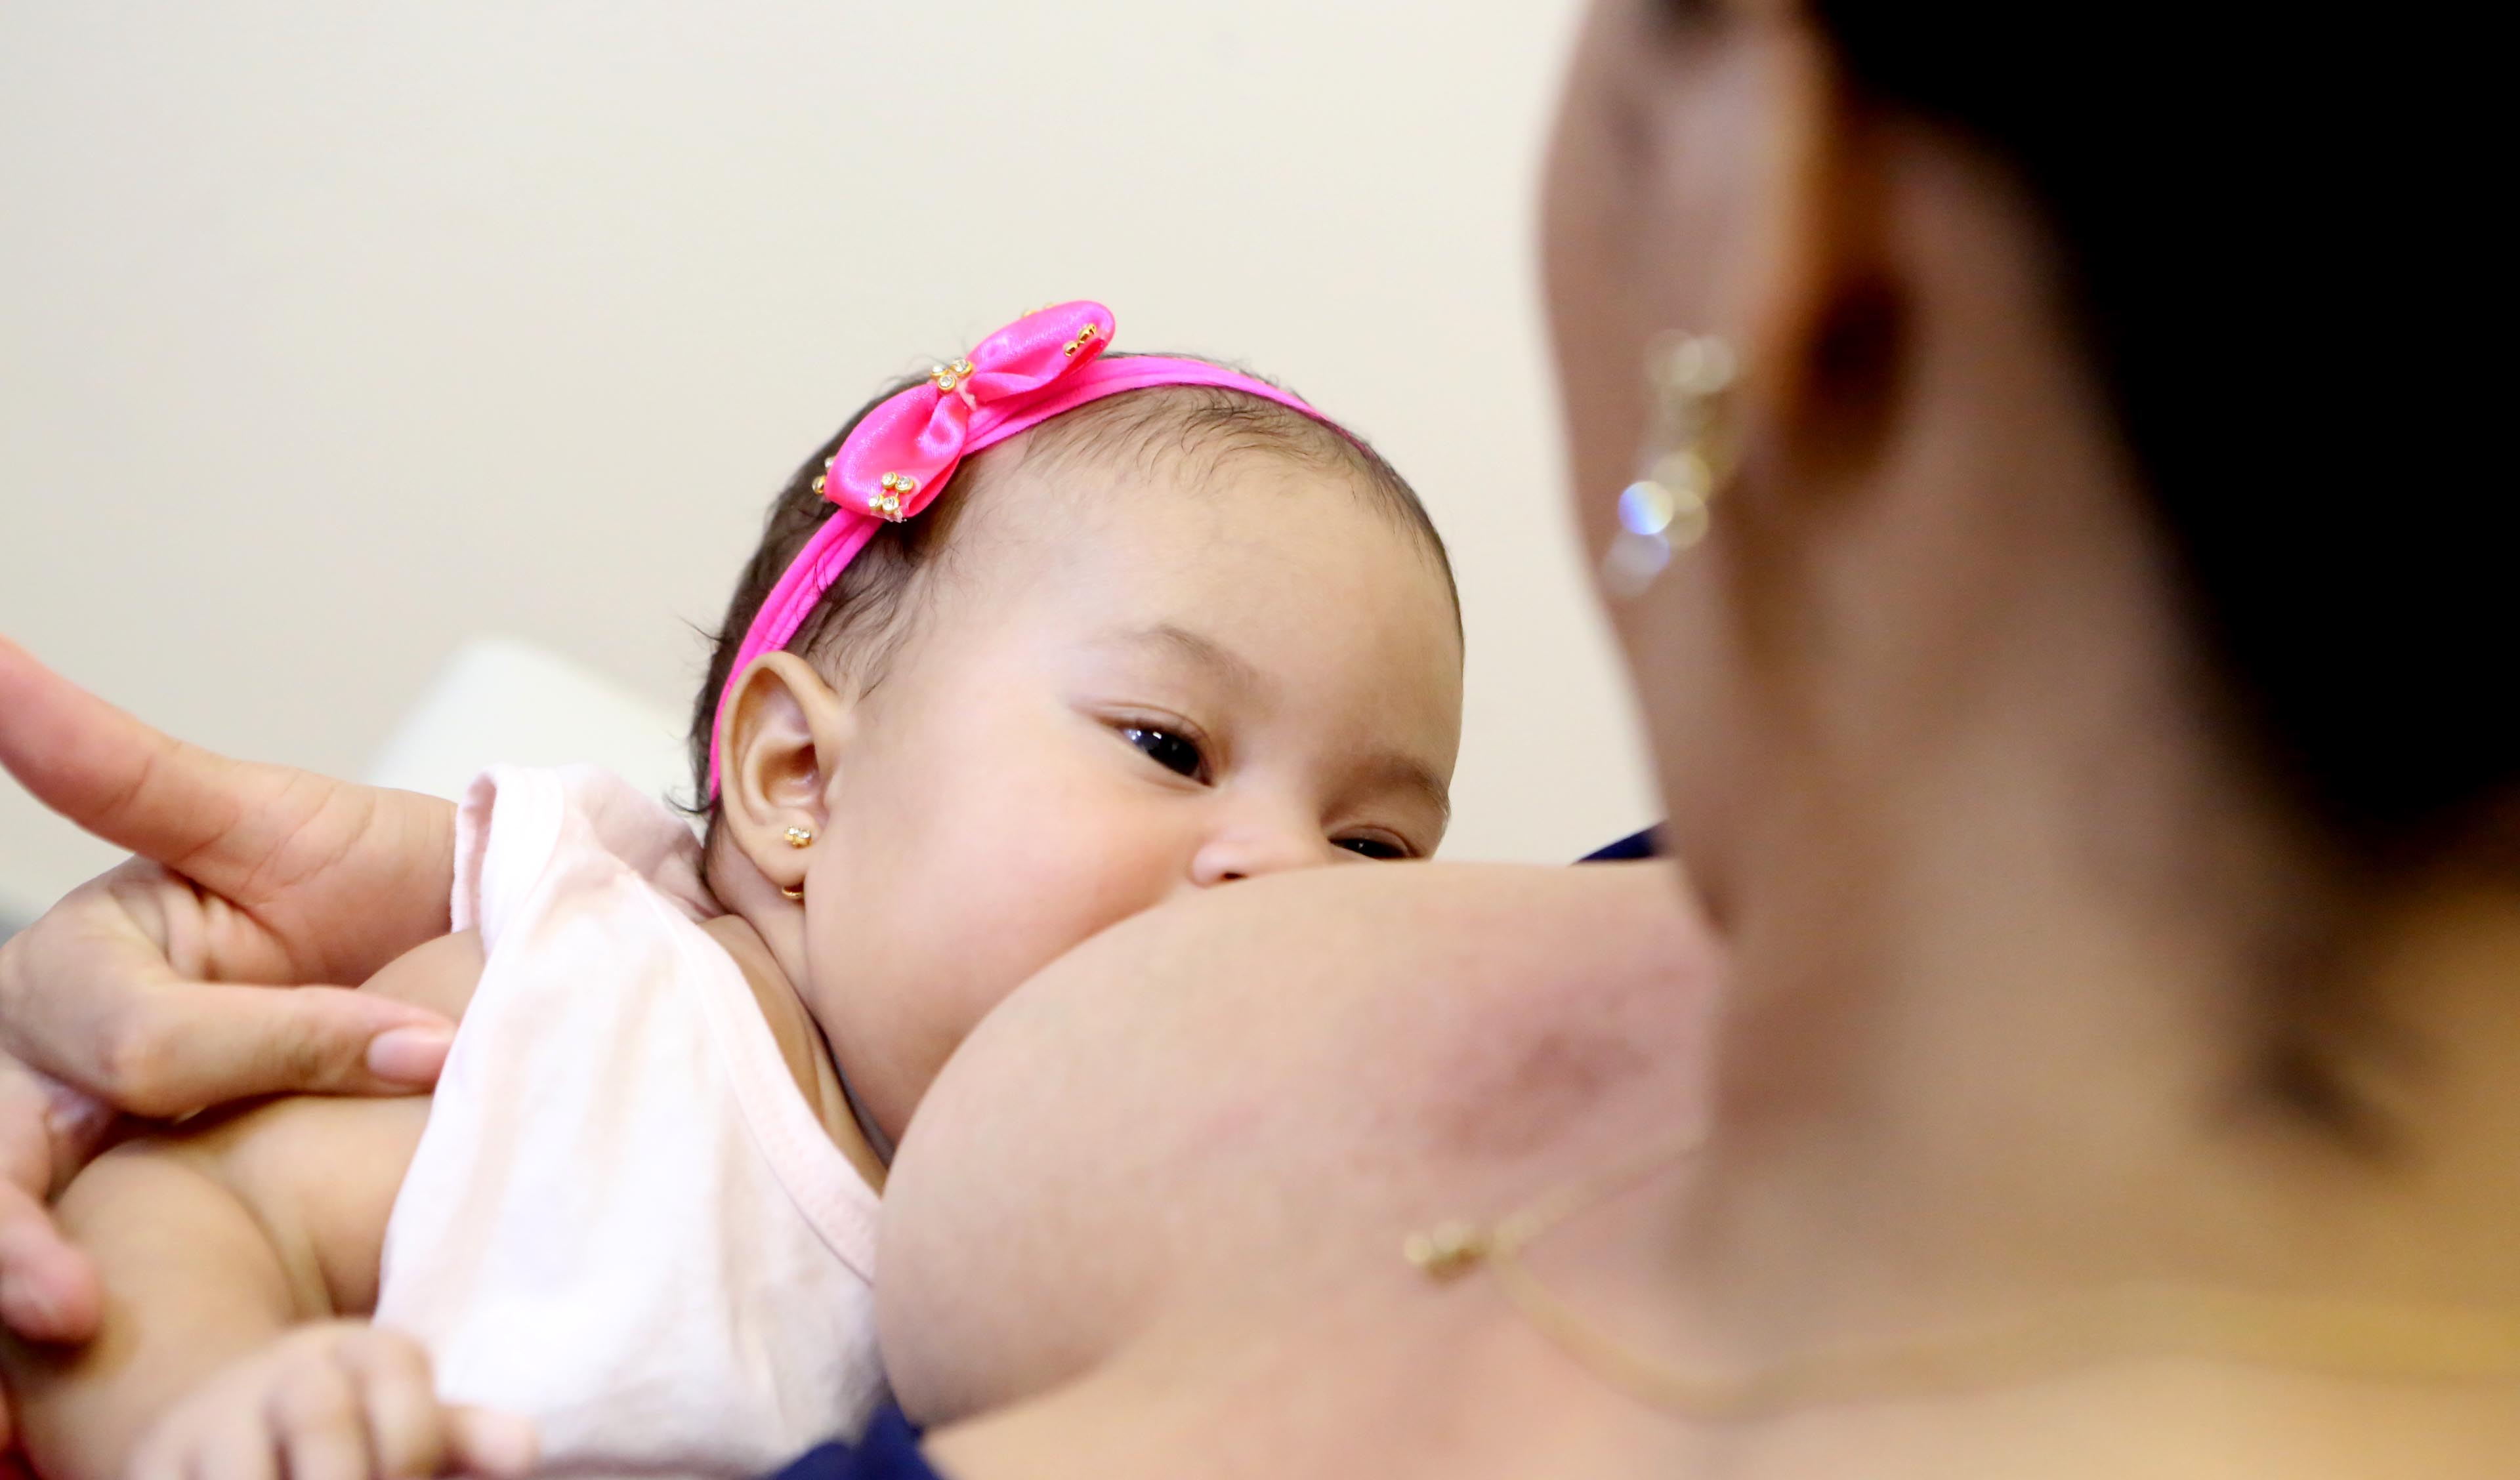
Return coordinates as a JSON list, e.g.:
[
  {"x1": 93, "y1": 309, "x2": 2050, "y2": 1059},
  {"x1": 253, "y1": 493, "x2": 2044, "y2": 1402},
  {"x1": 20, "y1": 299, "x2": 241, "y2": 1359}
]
[{"x1": 706, "y1": 300, "x2": 1345, "y2": 794}]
